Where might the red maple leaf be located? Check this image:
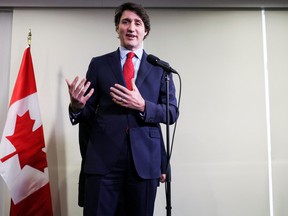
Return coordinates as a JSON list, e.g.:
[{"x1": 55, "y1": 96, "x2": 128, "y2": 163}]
[{"x1": 2, "y1": 111, "x2": 48, "y2": 172}]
